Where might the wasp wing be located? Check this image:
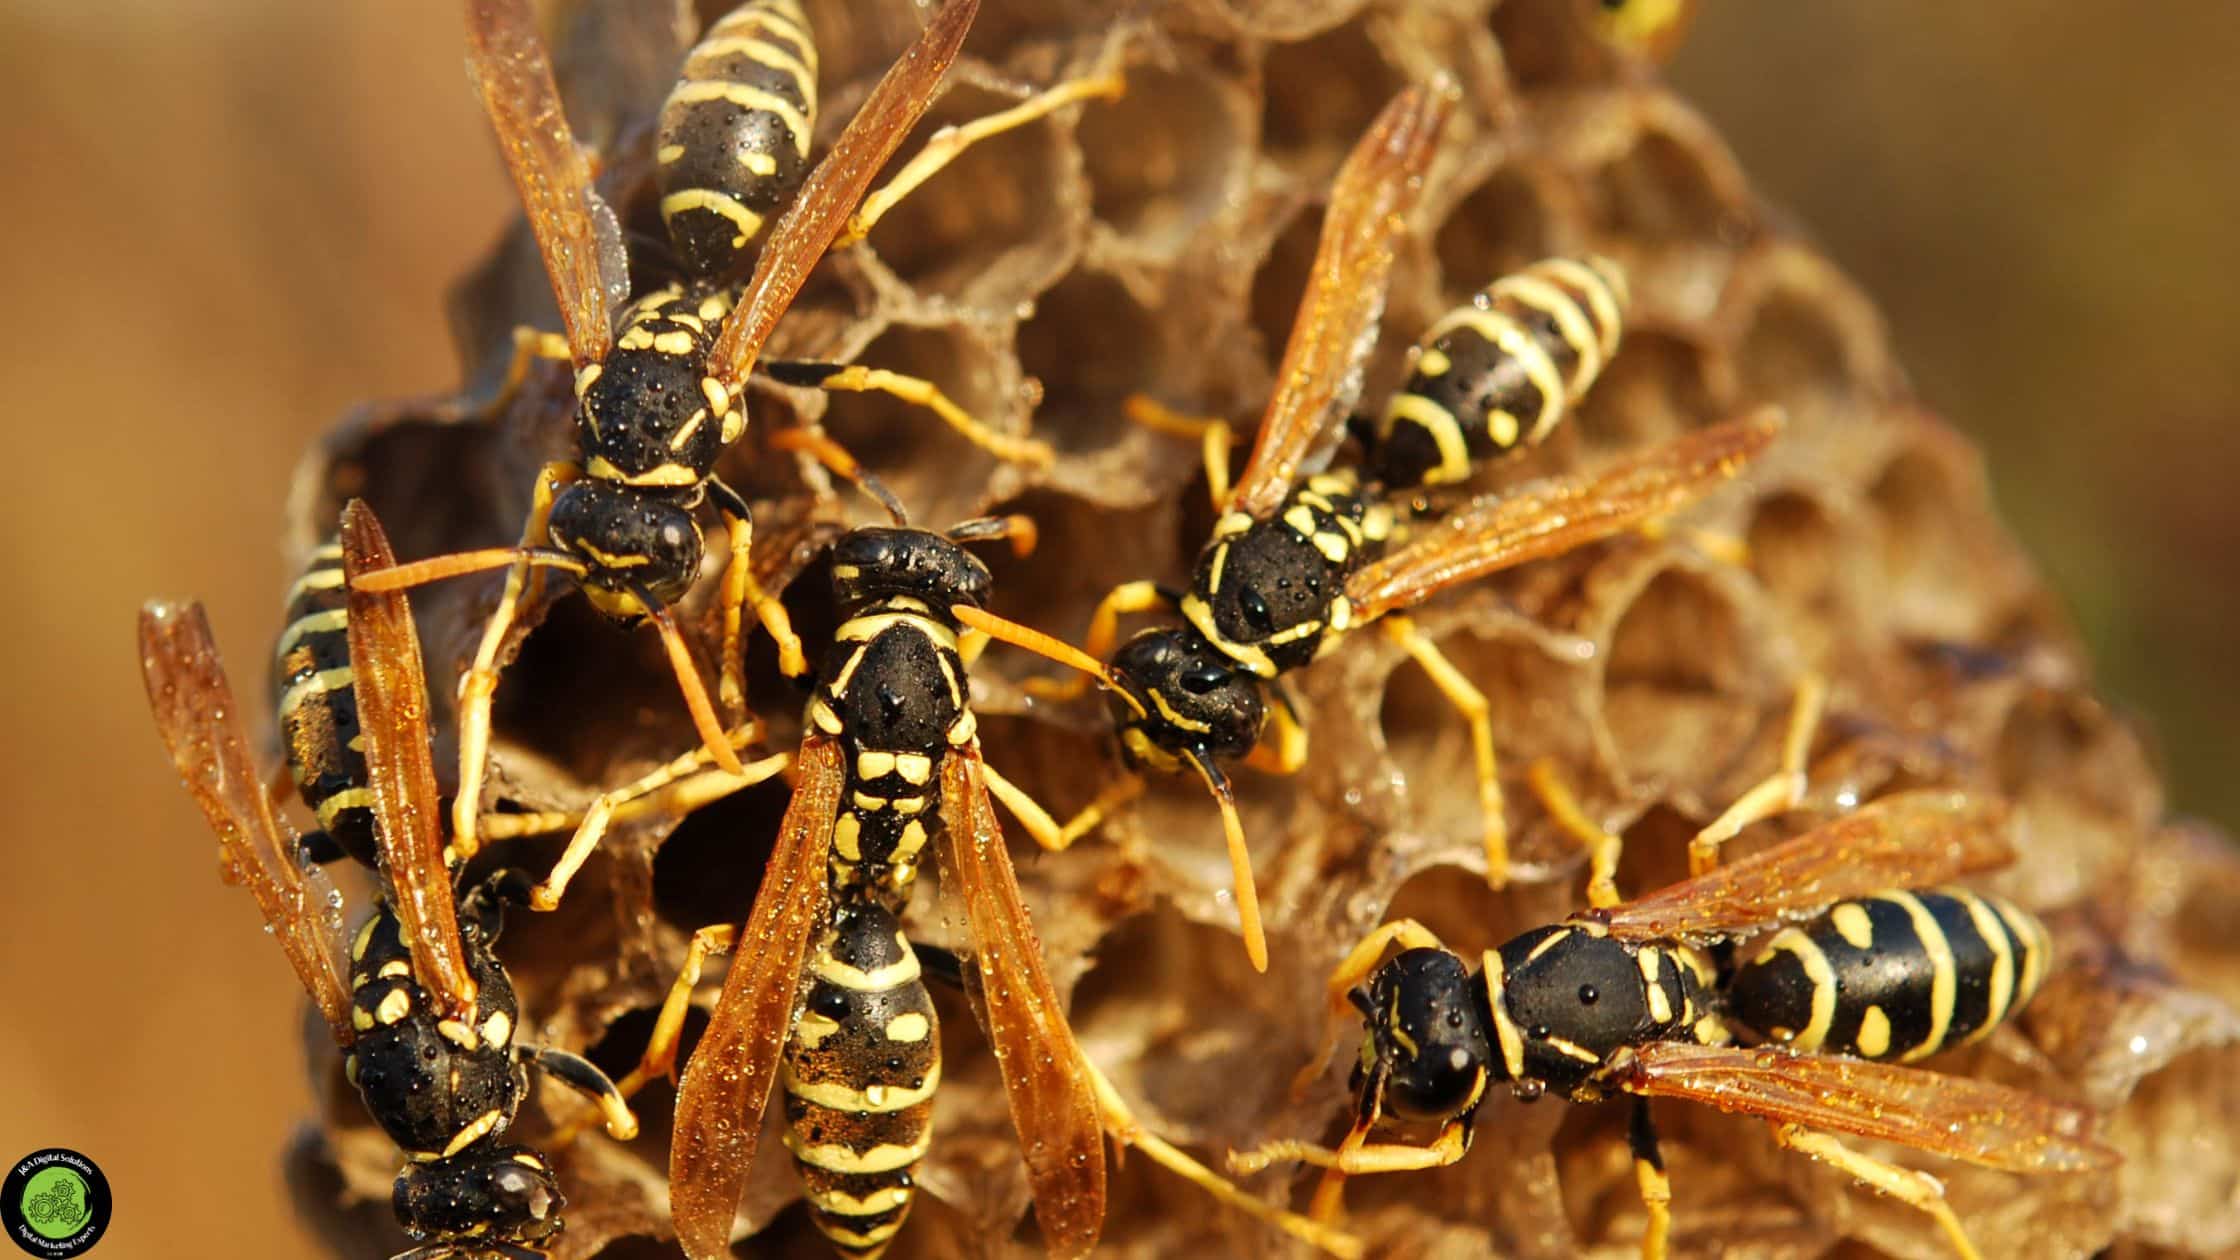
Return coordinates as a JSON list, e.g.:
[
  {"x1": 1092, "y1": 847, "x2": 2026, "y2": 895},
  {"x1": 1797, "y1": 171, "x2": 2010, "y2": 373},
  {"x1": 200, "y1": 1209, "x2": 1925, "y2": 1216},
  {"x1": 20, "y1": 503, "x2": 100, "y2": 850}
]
[
  {"x1": 670, "y1": 734, "x2": 843, "y2": 1260},
  {"x1": 1226, "y1": 82, "x2": 1453, "y2": 519},
  {"x1": 1588, "y1": 790, "x2": 2016, "y2": 943},
  {"x1": 139, "y1": 601, "x2": 355, "y2": 1045},
  {"x1": 1618, "y1": 1040, "x2": 2117, "y2": 1173},
  {"x1": 706, "y1": 0, "x2": 979, "y2": 388},
  {"x1": 465, "y1": 0, "x2": 627, "y2": 365},
  {"x1": 940, "y1": 745, "x2": 1106, "y2": 1259},
  {"x1": 339, "y1": 501, "x2": 479, "y2": 1023},
  {"x1": 1345, "y1": 408, "x2": 1782, "y2": 621}
]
